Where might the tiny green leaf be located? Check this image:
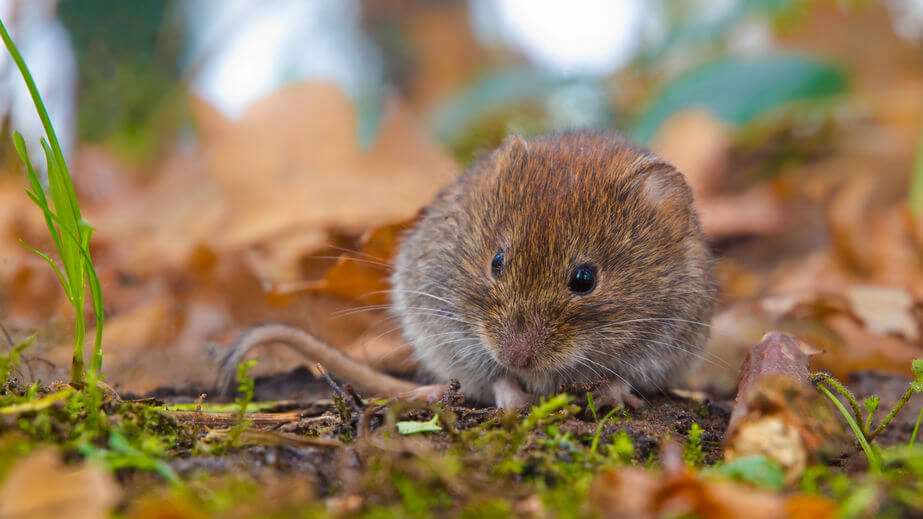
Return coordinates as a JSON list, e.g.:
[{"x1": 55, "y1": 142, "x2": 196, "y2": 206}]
[
  {"x1": 863, "y1": 396, "x2": 880, "y2": 414},
  {"x1": 396, "y1": 414, "x2": 443, "y2": 435},
  {"x1": 710, "y1": 455, "x2": 785, "y2": 491}
]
